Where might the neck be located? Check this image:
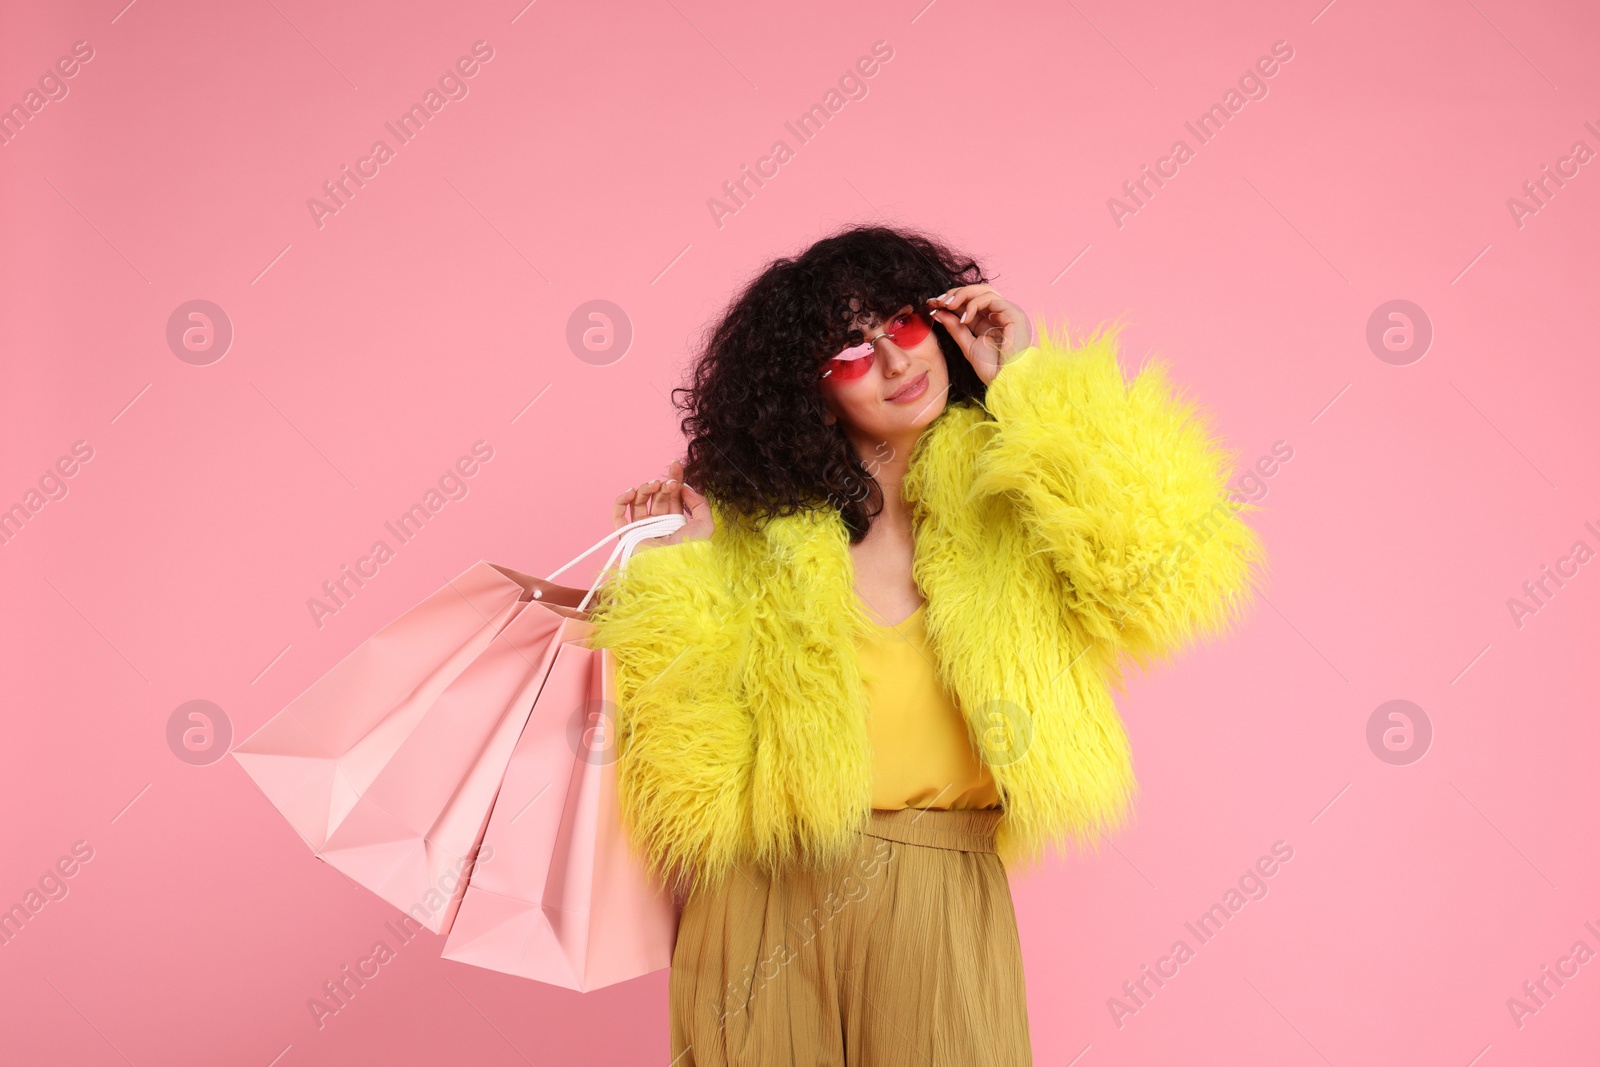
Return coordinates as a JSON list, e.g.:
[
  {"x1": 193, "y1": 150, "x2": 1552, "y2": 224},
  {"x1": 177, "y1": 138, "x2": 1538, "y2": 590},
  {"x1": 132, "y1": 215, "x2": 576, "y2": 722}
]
[{"x1": 845, "y1": 426, "x2": 918, "y2": 537}]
